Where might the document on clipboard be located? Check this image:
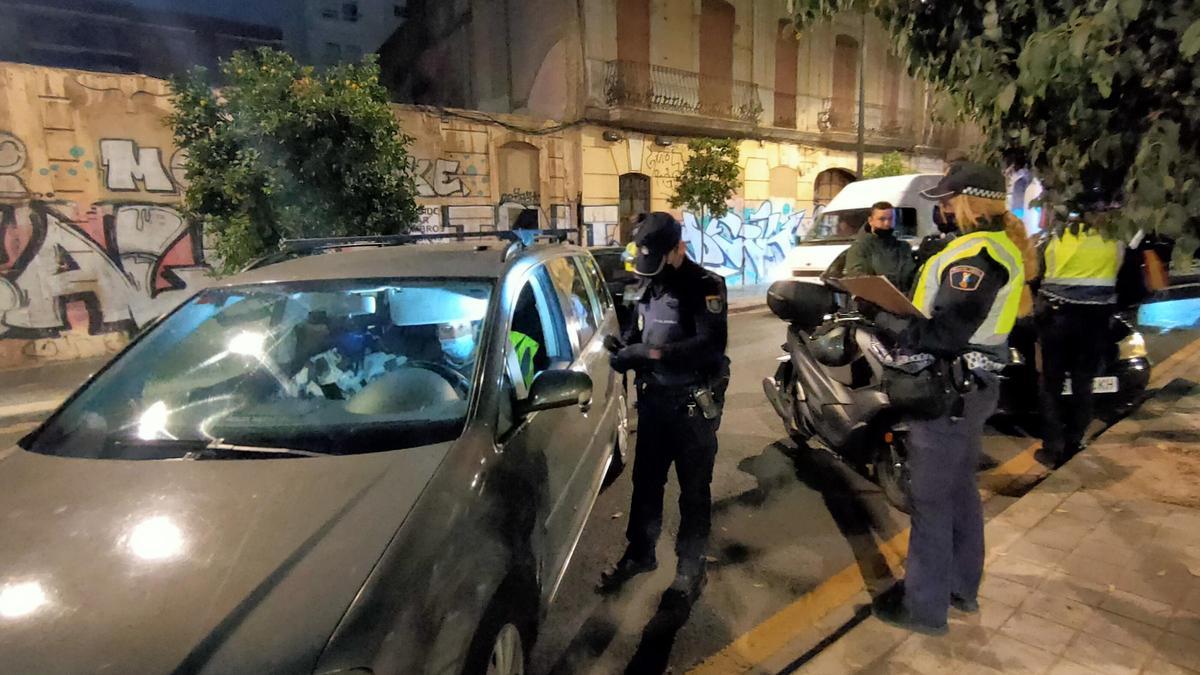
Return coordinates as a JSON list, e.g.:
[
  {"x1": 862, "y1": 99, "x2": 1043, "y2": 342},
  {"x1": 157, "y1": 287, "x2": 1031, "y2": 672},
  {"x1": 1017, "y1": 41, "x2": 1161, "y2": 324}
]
[{"x1": 836, "y1": 275, "x2": 930, "y2": 319}]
